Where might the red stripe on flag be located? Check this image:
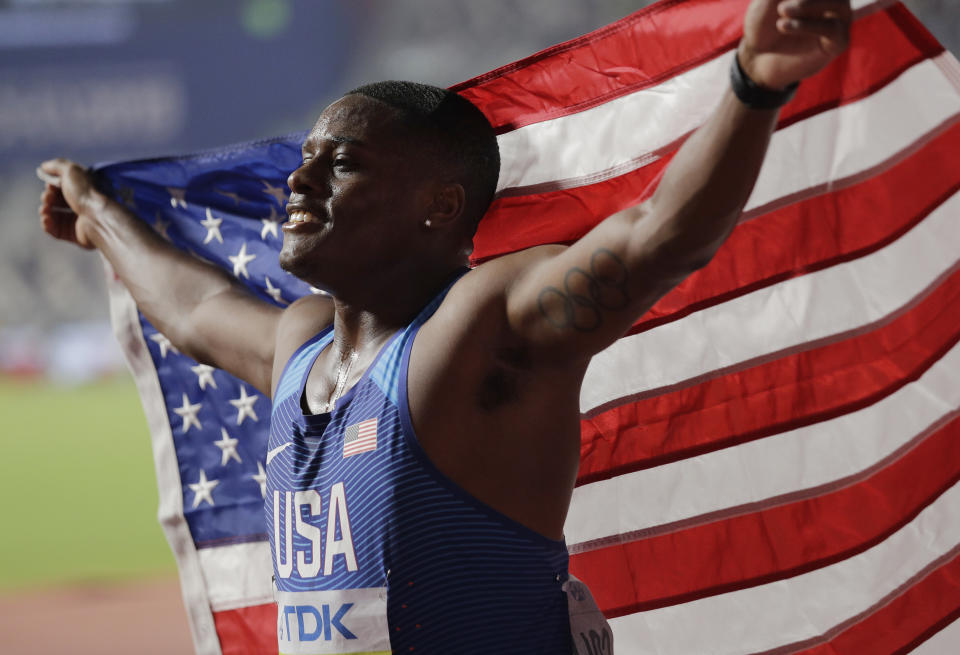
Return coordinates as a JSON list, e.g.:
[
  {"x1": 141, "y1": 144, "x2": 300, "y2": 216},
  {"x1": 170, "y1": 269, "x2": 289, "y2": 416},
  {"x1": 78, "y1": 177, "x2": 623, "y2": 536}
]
[
  {"x1": 457, "y1": 0, "x2": 750, "y2": 132},
  {"x1": 759, "y1": 550, "x2": 960, "y2": 655},
  {"x1": 577, "y1": 264, "x2": 960, "y2": 485},
  {"x1": 624, "y1": 121, "x2": 960, "y2": 340},
  {"x1": 473, "y1": 56, "x2": 957, "y2": 265},
  {"x1": 569, "y1": 415, "x2": 960, "y2": 617},
  {"x1": 213, "y1": 603, "x2": 278, "y2": 655},
  {"x1": 477, "y1": 117, "x2": 960, "y2": 364},
  {"x1": 456, "y1": 2, "x2": 932, "y2": 133},
  {"x1": 477, "y1": 154, "x2": 669, "y2": 260},
  {"x1": 779, "y1": 5, "x2": 944, "y2": 130}
]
